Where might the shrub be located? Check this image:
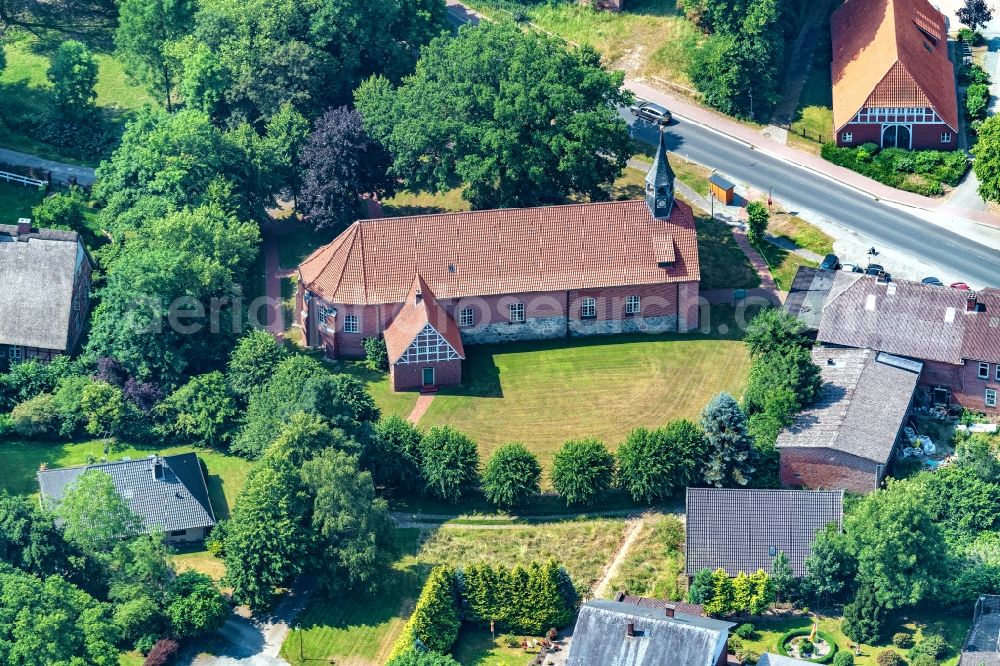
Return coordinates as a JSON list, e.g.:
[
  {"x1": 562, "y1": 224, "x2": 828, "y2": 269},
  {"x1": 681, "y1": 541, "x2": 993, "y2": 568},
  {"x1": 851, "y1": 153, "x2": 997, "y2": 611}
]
[
  {"x1": 134, "y1": 634, "x2": 157, "y2": 655},
  {"x1": 10, "y1": 393, "x2": 61, "y2": 439},
  {"x1": 550, "y1": 438, "x2": 614, "y2": 506},
  {"x1": 833, "y1": 653, "x2": 855, "y2": 666},
  {"x1": 776, "y1": 629, "x2": 838, "y2": 663},
  {"x1": 419, "y1": 426, "x2": 480, "y2": 503},
  {"x1": 892, "y1": 632, "x2": 915, "y2": 649},
  {"x1": 143, "y1": 638, "x2": 179, "y2": 666},
  {"x1": 876, "y1": 650, "x2": 904, "y2": 666},
  {"x1": 909, "y1": 634, "x2": 947, "y2": 660},
  {"x1": 734, "y1": 623, "x2": 756, "y2": 639},
  {"x1": 32, "y1": 188, "x2": 87, "y2": 232},
  {"x1": 362, "y1": 337, "x2": 389, "y2": 371},
  {"x1": 968, "y1": 83, "x2": 990, "y2": 121},
  {"x1": 501, "y1": 634, "x2": 520, "y2": 648},
  {"x1": 801, "y1": 639, "x2": 815, "y2": 655},
  {"x1": 909, "y1": 657, "x2": 937, "y2": 666},
  {"x1": 388, "y1": 567, "x2": 461, "y2": 660},
  {"x1": 843, "y1": 585, "x2": 886, "y2": 645},
  {"x1": 481, "y1": 442, "x2": 542, "y2": 509}
]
